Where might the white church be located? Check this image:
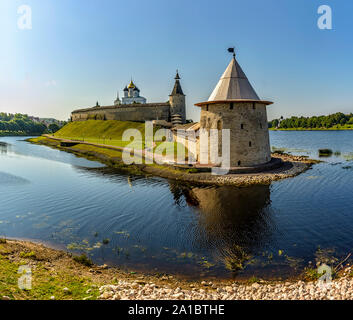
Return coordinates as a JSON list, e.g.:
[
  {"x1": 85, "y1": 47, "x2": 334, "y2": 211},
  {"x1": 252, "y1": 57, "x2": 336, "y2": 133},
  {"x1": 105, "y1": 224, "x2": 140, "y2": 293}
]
[{"x1": 114, "y1": 80, "x2": 147, "y2": 105}]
